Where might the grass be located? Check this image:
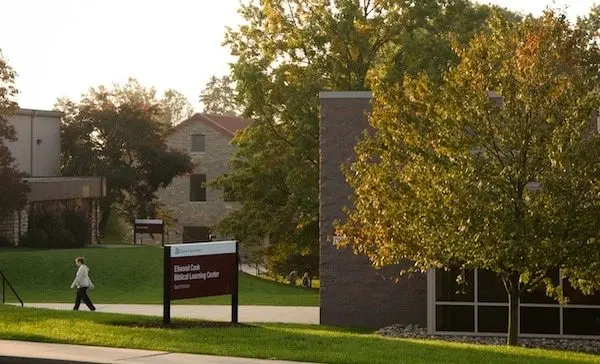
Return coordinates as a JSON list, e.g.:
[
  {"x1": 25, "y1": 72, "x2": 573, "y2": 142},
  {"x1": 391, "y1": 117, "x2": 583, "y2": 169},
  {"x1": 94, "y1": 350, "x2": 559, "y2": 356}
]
[
  {"x1": 0, "y1": 306, "x2": 597, "y2": 364},
  {"x1": 100, "y1": 210, "x2": 133, "y2": 245},
  {"x1": 259, "y1": 270, "x2": 321, "y2": 289},
  {"x1": 0, "y1": 246, "x2": 318, "y2": 306}
]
